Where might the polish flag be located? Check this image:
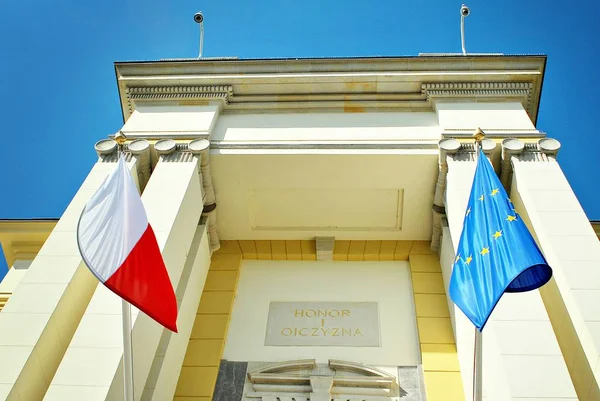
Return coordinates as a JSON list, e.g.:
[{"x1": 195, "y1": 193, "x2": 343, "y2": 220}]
[{"x1": 77, "y1": 156, "x2": 178, "y2": 332}]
